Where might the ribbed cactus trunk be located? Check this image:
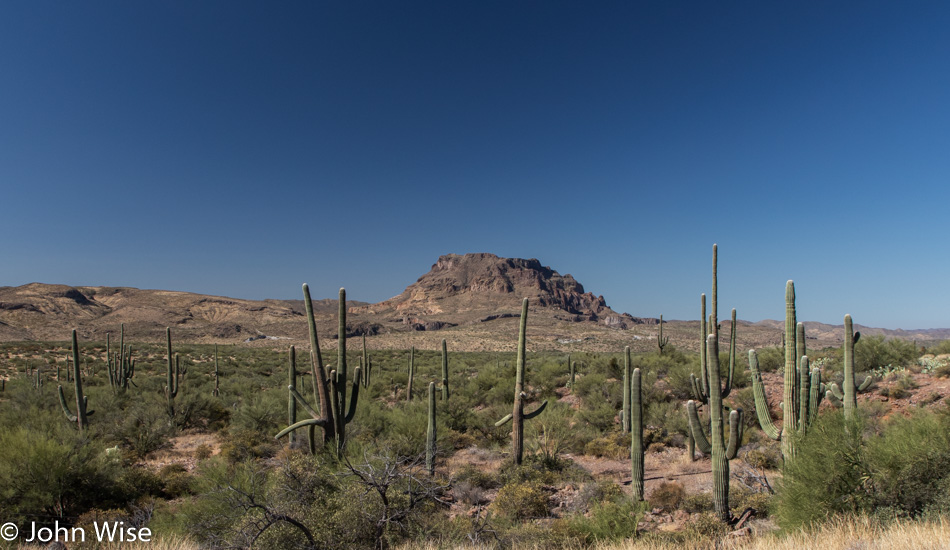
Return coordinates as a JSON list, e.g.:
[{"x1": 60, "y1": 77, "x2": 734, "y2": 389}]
[
  {"x1": 407, "y1": 346, "x2": 415, "y2": 402},
  {"x1": 622, "y1": 346, "x2": 632, "y2": 433},
  {"x1": 843, "y1": 314, "x2": 857, "y2": 419},
  {"x1": 495, "y1": 299, "x2": 547, "y2": 465},
  {"x1": 782, "y1": 281, "x2": 798, "y2": 460},
  {"x1": 426, "y1": 381, "x2": 436, "y2": 475},
  {"x1": 288, "y1": 346, "x2": 297, "y2": 446},
  {"x1": 630, "y1": 366, "x2": 644, "y2": 500},
  {"x1": 512, "y1": 303, "x2": 527, "y2": 464},
  {"x1": 58, "y1": 330, "x2": 91, "y2": 431},
  {"x1": 441, "y1": 339, "x2": 449, "y2": 401},
  {"x1": 303, "y1": 283, "x2": 334, "y2": 447},
  {"x1": 707, "y1": 335, "x2": 730, "y2": 521},
  {"x1": 212, "y1": 344, "x2": 220, "y2": 397},
  {"x1": 165, "y1": 328, "x2": 178, "y2": 418}
]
